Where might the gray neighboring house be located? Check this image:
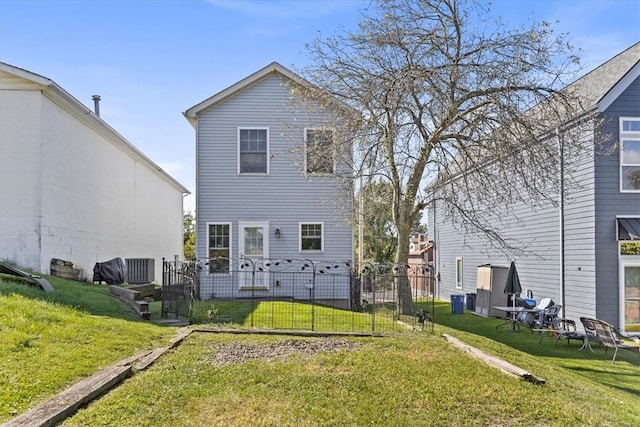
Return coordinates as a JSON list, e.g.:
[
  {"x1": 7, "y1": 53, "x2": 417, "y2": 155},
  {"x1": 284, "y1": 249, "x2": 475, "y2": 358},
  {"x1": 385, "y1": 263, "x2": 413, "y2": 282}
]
[
  {"x1": 183, "y1": 62, "x2": 353, "y2": 307},
  {"x1": 428, "y1": 43, "x2": 640, "y2": 333}
]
